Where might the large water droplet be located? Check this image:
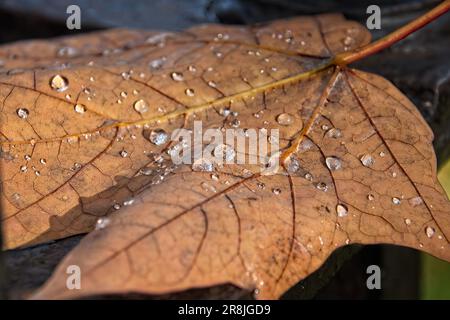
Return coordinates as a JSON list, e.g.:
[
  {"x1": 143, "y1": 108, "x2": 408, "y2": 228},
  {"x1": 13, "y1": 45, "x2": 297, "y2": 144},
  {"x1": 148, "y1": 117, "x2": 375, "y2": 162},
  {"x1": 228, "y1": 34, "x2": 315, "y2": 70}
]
[
  {"x1": 276, "y1": 113, "x2": 294, "y2": 126},
  {"x1": 50, "y1": 74, "x2": 69, "y2": 92},
  {"x1": 16, "y1": 108, "x2": 29, "y2": 119},
  {"x1": 325, "y1": 156, "x2": 342, "y2": 171},
  {"x1": 360, "y1": 154, "x2": 374, "y2": 167},
  {"x1": 133, "y1": 99, "x2": 149, "y2": 113},
  {"x1": 336, "y1": 204, "x2": 348, "y2": 217}
]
